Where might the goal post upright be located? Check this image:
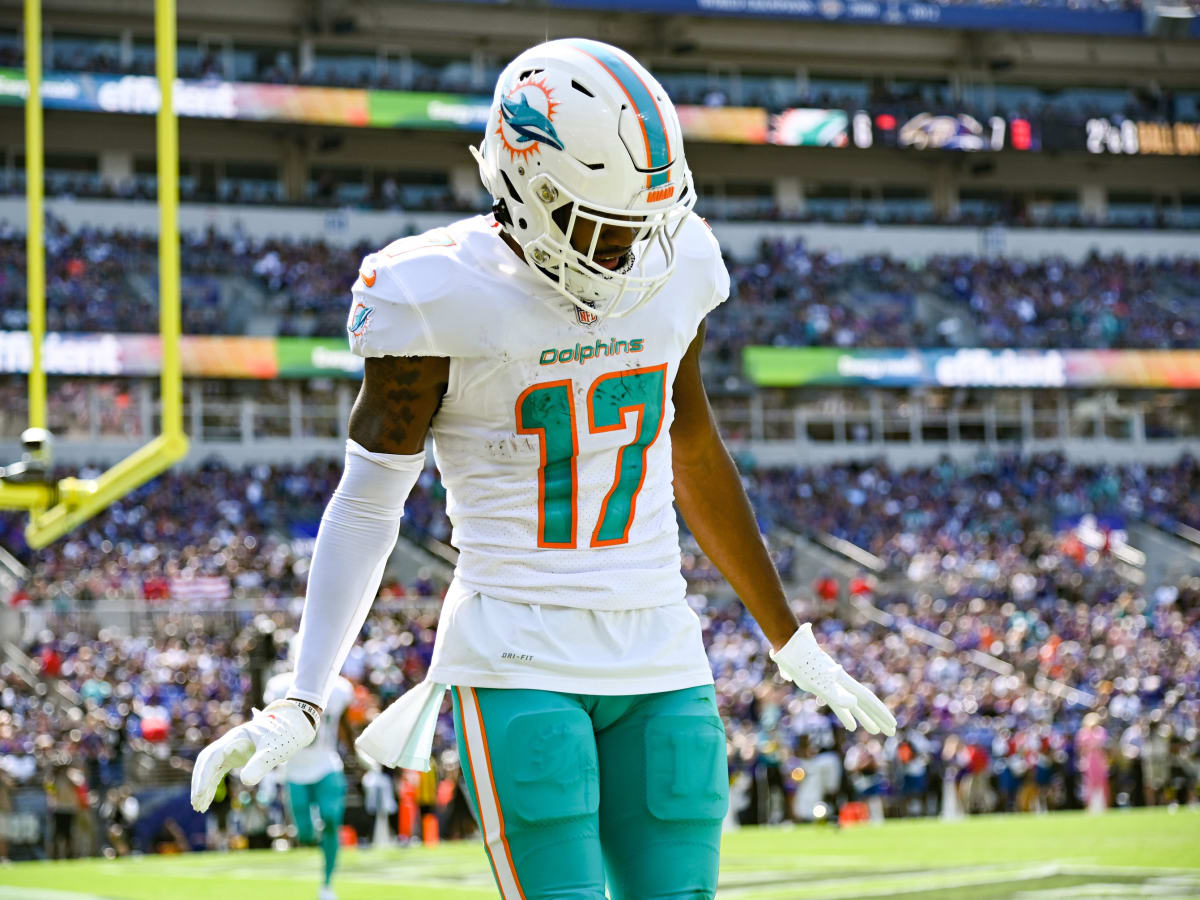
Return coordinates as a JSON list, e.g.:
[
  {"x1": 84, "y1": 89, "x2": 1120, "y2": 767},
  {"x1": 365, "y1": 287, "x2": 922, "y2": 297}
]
[
  {"x1": 155, "y1": 0, "x2": 184, "y2": 442},
  {"x1": 24, "y1": 0, "x2": 44, "y2": 431},
  {"x1": 2, "y1": 0, "x2": 190, "y2": 549}
]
